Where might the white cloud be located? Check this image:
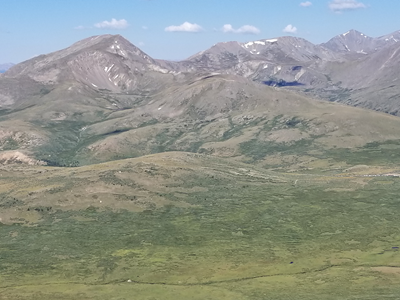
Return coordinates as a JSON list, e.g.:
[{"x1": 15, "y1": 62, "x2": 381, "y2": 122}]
[
  {"x1": 94, "y1": 18, "x2": 129, "y2": 29},
  {"x1": 222, "y1": 24, "x2": 260, "y2": 34},
  {"x1": 74, "y1": 25, "x2": 85, "y2": 30},
  {"x1": 329, "y1": 0, "x2": 366, "y2": 12},
  {"x1": 283, "y1": 24, "x2": 297, "y2": 33},
  {"x1": 222, "y1": 24, "x2": 235, "y2": 33},
  {"x1": 165, "y1": 22, "x2": 203, "y2": 32},
  {"x1": 237, "y1": 25, "x2": 260, "y2": 34},
  {"x1": 300, "y1": 1, "x2": 312, "y2": 7}
]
